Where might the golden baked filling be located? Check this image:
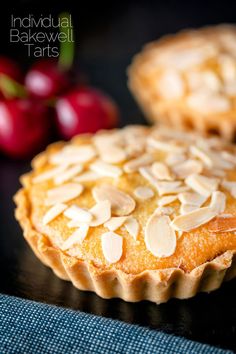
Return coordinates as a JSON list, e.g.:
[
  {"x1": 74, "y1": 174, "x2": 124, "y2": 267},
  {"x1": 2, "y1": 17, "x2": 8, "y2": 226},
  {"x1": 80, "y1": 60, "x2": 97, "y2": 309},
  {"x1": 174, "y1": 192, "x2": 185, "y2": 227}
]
[
  {"x1": 15, "y1": 125, "x2": 236, "y2": 275},
  {"x1": 128, "y1": 25, "x2": 236, "y2": 140}
]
